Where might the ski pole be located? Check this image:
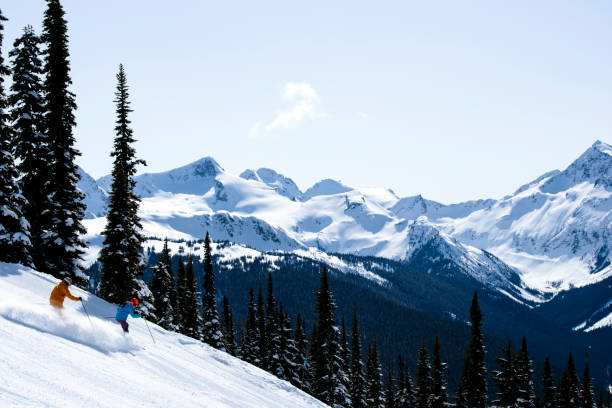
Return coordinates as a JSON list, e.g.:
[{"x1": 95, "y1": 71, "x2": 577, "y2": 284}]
[
  {"x1": 143, "y1": 318, "x2": 156, "y2": 344},
  {"x1": 80, "y1": 299, "x2": 93, "y2": 327}
]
